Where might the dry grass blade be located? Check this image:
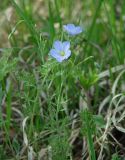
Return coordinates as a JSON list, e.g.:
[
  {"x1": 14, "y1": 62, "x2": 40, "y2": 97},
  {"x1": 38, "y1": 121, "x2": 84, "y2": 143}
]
[{"x1": 22, "y1": 116, "x2": 29, "y2": 147}]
